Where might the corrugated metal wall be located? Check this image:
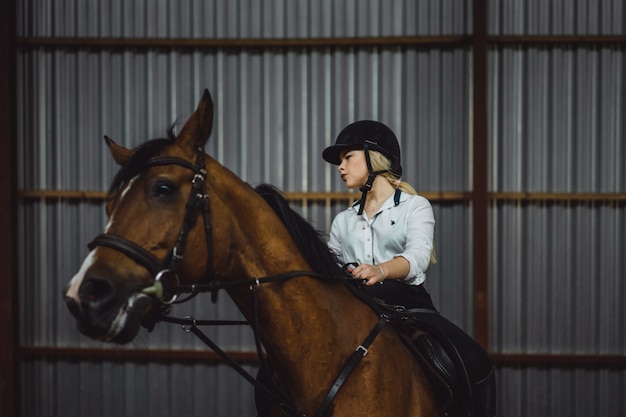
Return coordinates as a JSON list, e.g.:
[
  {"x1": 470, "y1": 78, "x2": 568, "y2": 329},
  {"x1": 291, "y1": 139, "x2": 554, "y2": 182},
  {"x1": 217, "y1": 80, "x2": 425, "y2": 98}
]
[
  {"x1": 17, "y1": 0, "x2": 471, "y2": 37},
  {"x1": 488, "y1": 1, "x2": 626, "y2": 417},
  {"x1": 14, "y1": 0, "x2": 626, "y2": 416},
  {"x1": 489, "y1": 0, "x2": 625, "y2": 35},
  {"x1": 16, "y1": 1, "x2": 473, "y2": 416}
]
